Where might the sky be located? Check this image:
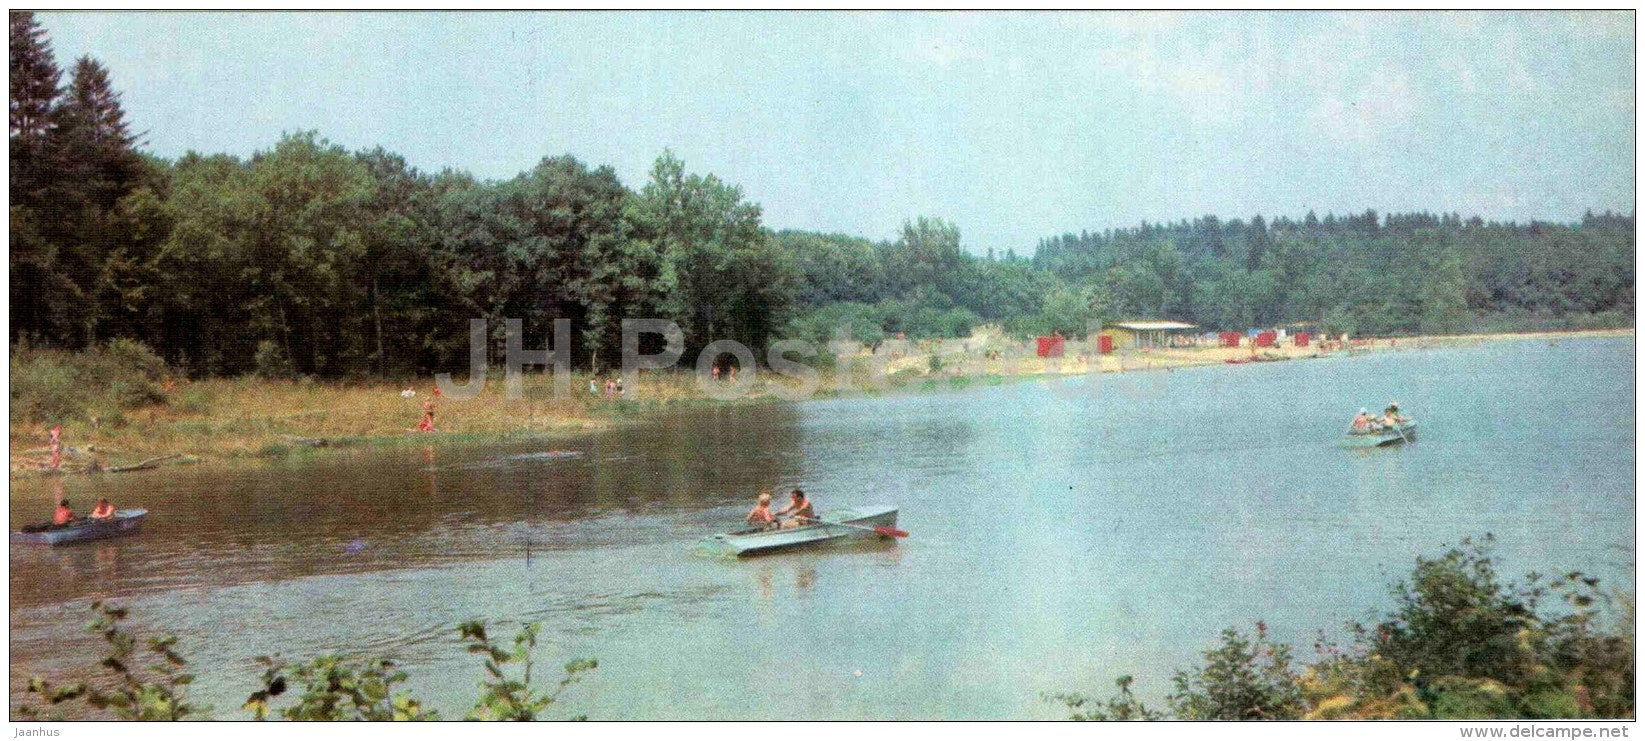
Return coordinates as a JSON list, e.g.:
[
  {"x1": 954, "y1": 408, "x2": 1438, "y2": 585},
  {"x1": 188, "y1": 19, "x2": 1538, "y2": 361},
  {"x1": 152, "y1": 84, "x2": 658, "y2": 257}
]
[{"x1": 36, "y1": 10, "x2": 1638, "y2": 255}]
